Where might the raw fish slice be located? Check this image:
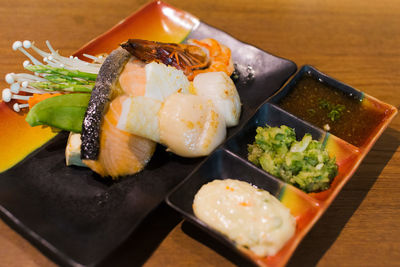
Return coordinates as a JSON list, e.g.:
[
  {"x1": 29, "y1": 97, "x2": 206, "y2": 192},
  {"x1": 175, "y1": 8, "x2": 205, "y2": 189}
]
[
  {"x1": 119, "y1": 60, "x2": 190, "y2": 101},
  {"x1": 81, "y1": 48, "x2": 156, "y2": 178},
  {"x1": 81, "y1": 48, "x2": 131, "y2": 160},
  {"x1": 117, "y1": 96, "x2": 162, "y2": 142},
  {"x1": 143, "y1": 62, "x2": 190, "y2": 101},
  {"x1": 65, "y1": 132, "x2": 86, "y2": 167},
  {"x1": 118, "y1": 58, "x2": 147, "y2": 97},
  {"x1": 83, "y1": 95, "x2": 156, "y2": 178}
]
